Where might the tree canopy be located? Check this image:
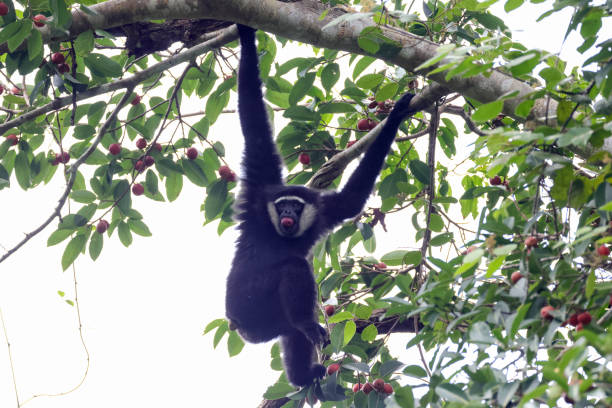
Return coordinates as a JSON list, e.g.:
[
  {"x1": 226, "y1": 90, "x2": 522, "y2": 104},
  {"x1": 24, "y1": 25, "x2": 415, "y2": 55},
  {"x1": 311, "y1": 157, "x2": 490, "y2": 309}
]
[{"x1": 0, "y1": 0, "x2": 611, "y2": 407}]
